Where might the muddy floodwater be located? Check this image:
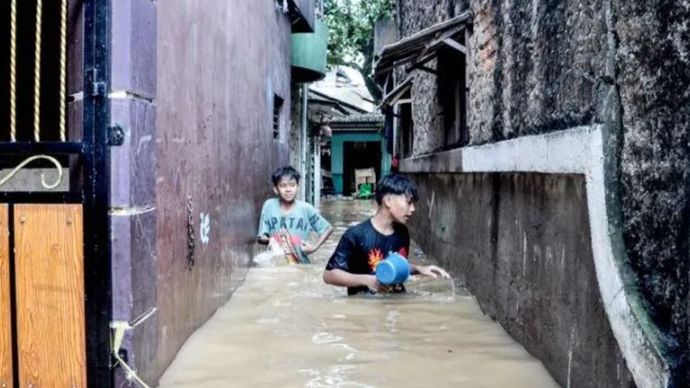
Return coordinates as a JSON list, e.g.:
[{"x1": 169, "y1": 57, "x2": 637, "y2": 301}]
[{"x1": 158, "y1": 200, "x2": 559, "y2": 388}]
